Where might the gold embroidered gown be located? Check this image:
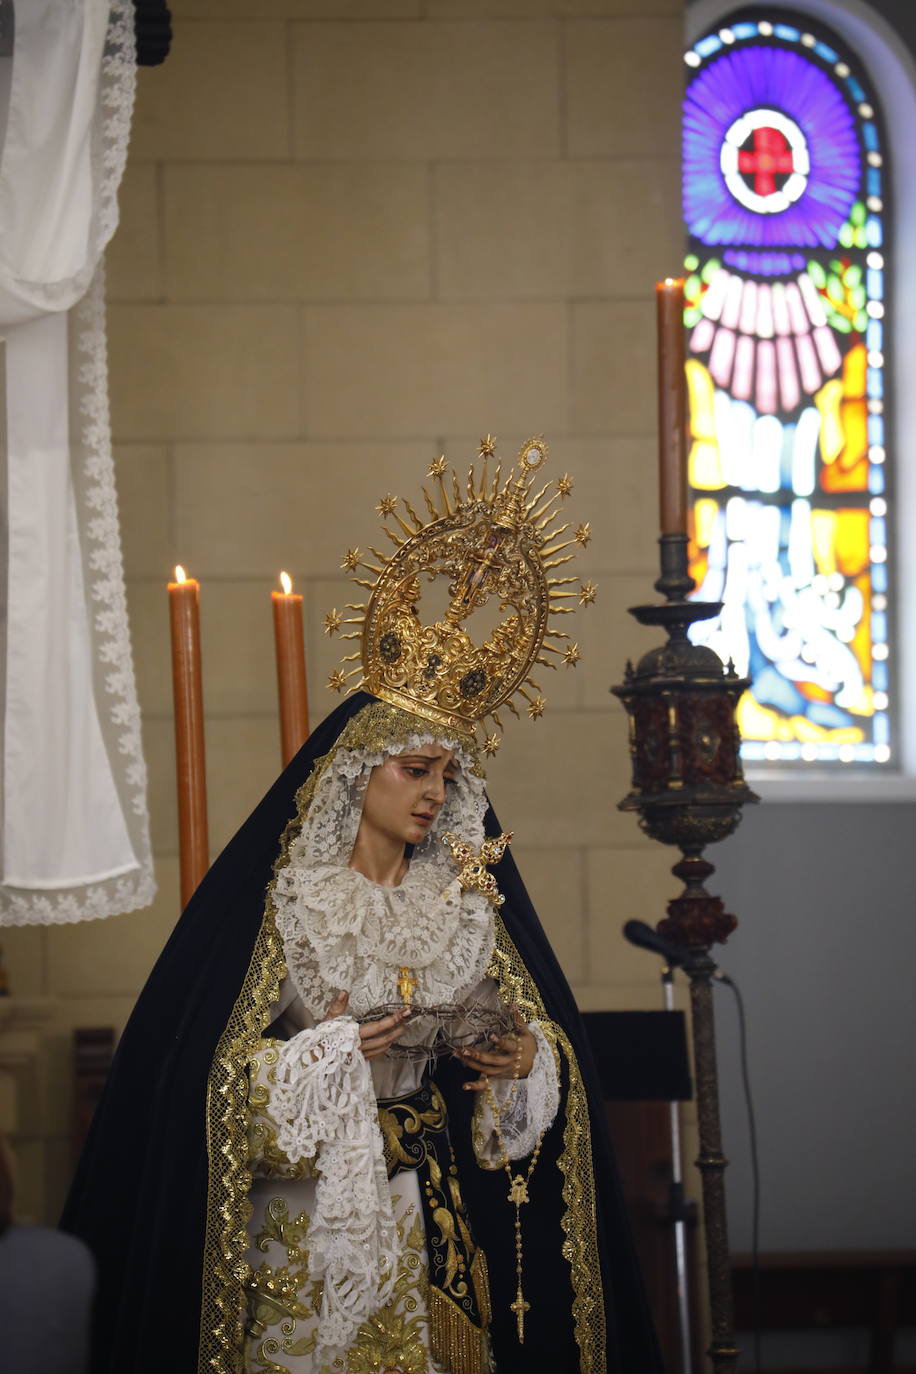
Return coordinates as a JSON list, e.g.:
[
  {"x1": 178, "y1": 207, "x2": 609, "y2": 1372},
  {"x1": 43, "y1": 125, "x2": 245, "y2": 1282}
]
[
  {"x1": 241, "y1": 745, "x2": 559, "y2": 1374},
  {"x1": 243, "y1": 974, "x2": 558, "y2": 1374}
]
